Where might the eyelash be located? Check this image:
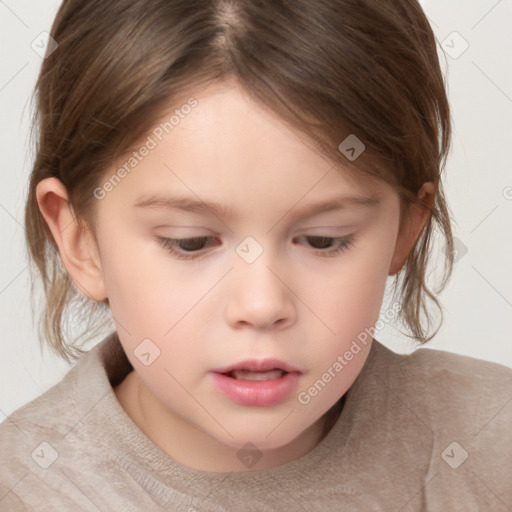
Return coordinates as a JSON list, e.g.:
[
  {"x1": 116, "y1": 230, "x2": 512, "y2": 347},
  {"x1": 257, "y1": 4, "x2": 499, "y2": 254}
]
[{"x1": 156, "y1": 235, "x2": 355, "y2": 261}]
